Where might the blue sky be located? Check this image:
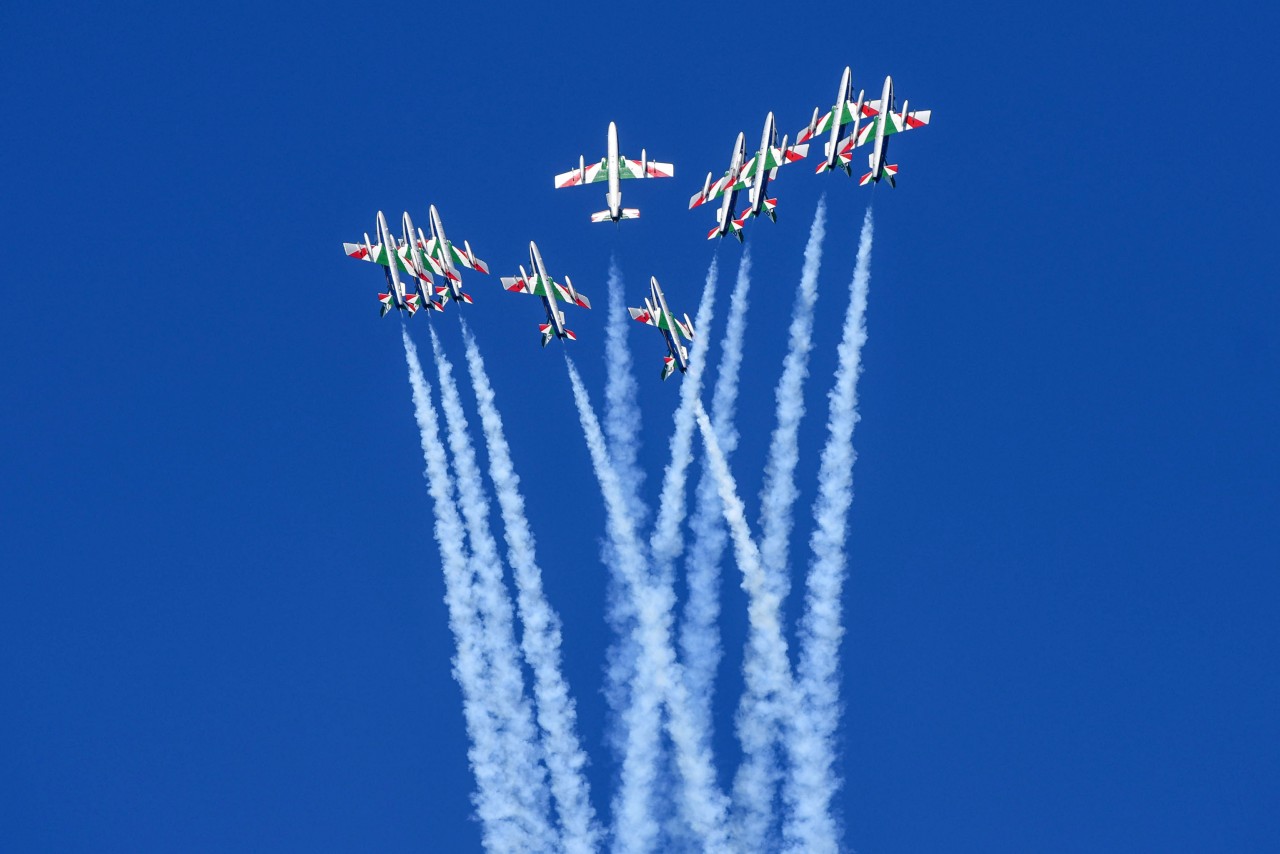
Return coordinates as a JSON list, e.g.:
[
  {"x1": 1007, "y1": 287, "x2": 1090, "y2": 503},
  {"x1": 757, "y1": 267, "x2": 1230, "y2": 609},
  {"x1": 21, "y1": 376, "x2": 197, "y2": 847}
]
[{"x1": 3, "y1": 1, "x2": 1277, "y2": 851}]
